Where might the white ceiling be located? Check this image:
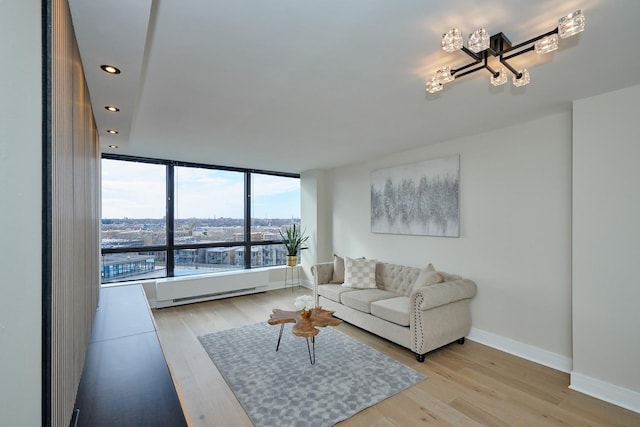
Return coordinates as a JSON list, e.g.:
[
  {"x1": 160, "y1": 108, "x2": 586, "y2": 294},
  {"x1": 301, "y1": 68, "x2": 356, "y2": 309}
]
[{"x1": 69, "y1": 0, "x2": 640, "y2": 174}]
